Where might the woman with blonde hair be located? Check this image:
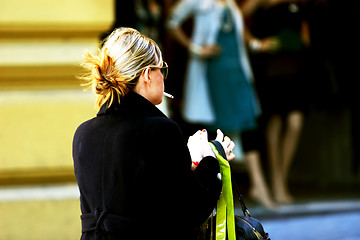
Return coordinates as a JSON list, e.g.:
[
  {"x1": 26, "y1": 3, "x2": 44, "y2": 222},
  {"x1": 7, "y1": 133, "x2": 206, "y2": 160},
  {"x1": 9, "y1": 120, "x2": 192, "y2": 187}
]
[{"x1": 72, "y1": 27, "x2": 235, "y2": 240}]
